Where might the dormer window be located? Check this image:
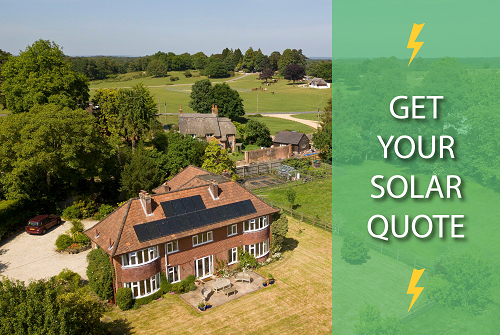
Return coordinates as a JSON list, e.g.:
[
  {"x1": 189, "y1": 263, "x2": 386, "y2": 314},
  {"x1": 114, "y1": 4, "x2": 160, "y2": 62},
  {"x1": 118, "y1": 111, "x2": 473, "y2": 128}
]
[{"x1": 206, "y1": 133, "x2": 214, "y2": 137}]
